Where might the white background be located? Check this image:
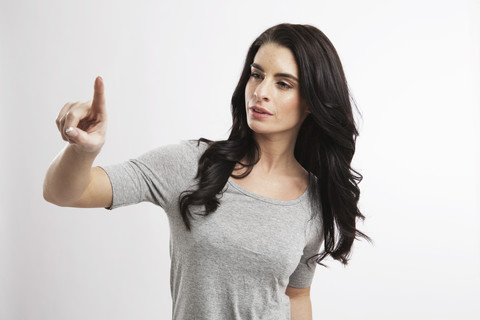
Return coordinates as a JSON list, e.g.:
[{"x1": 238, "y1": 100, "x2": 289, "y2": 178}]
[{"x1": 1, "y1": 0, "x2": 479, "y2": 319}]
